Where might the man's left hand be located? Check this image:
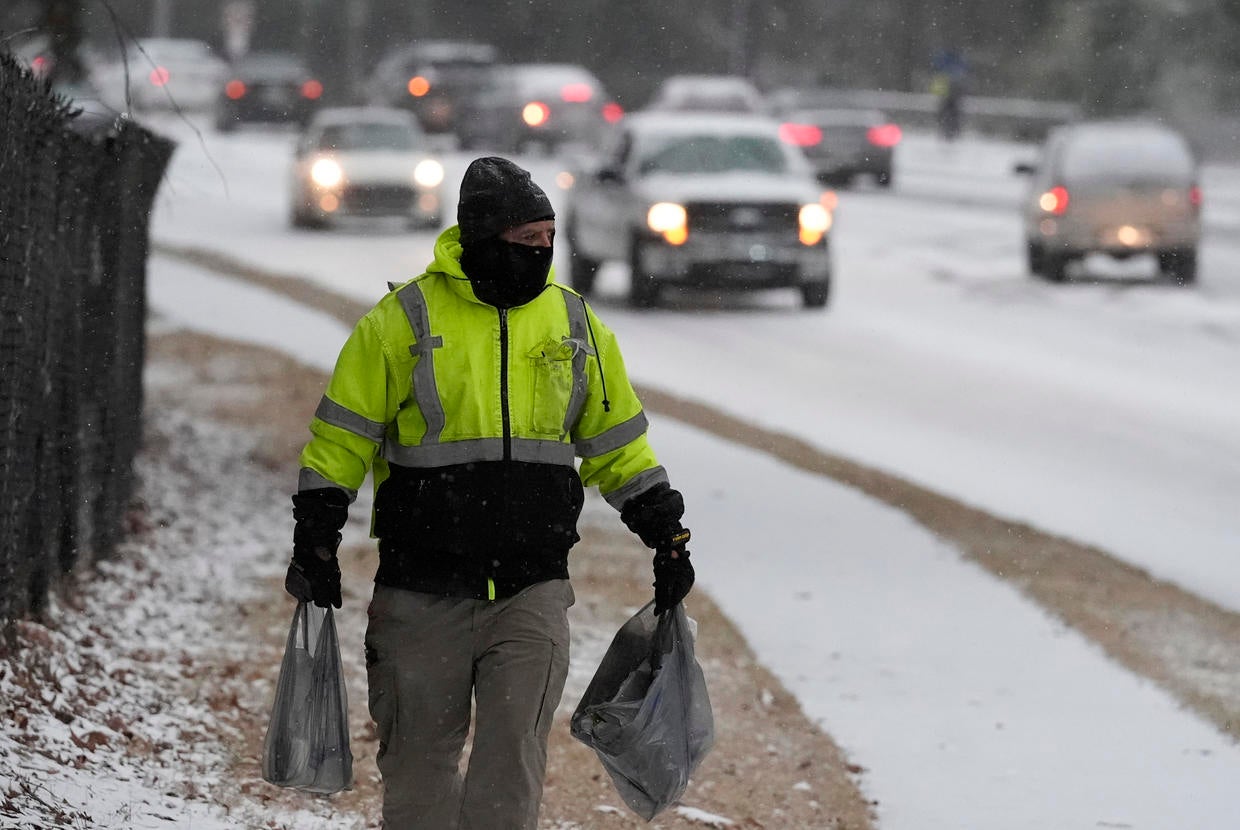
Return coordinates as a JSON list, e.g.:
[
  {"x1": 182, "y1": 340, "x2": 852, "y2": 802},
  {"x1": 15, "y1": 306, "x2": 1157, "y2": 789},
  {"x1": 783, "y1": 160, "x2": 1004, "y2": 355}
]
[{"x1": 653, "y1": 546, "x2": 694, "y2": 615}]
